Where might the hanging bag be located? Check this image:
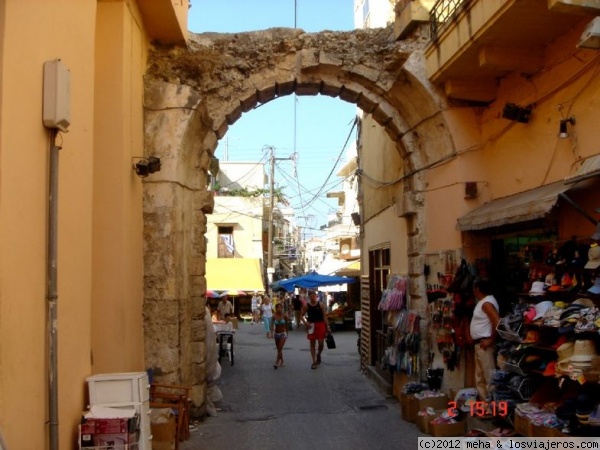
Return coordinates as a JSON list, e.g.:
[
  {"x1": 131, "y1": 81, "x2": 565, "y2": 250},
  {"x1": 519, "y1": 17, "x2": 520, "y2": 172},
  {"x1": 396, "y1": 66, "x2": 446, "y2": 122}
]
[{"x1": 326, "y1": 332, "x2": 336, "y2": 349}]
